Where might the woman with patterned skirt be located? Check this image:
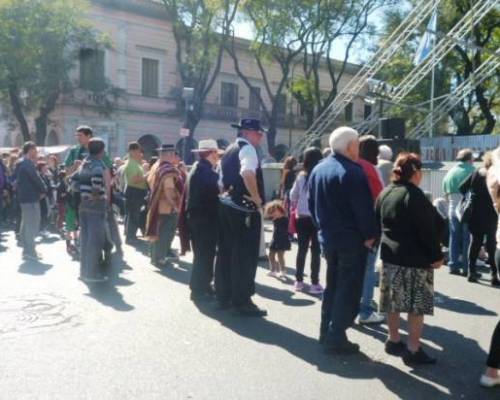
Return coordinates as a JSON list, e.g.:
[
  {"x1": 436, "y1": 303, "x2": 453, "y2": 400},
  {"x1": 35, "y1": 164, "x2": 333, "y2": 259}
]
[{"x1": 376, "y1": 153, "x2": 444, "y2": 365}]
